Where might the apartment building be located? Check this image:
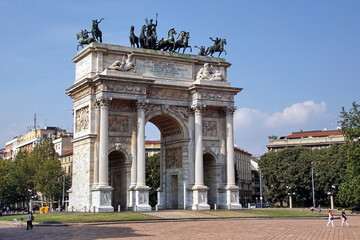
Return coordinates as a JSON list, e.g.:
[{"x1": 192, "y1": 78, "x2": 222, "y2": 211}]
[{"x1": 267, "y1": 129, "x2": 345, "y2": 152}]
